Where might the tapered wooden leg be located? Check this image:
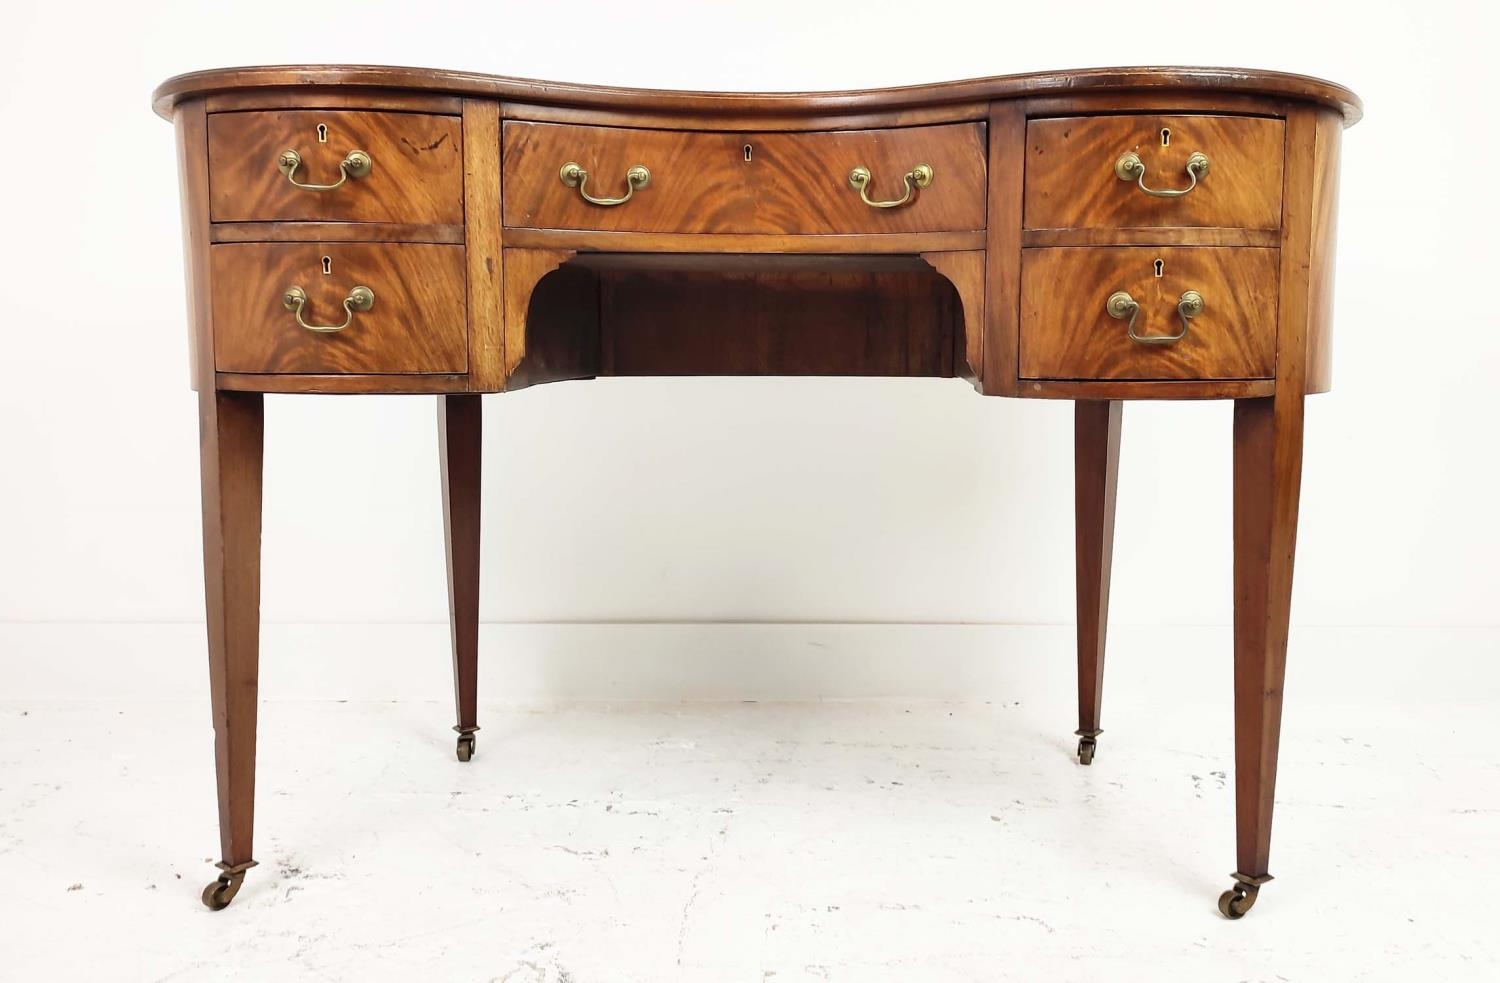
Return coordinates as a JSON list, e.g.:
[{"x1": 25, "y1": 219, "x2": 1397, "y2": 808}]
[
  {"x1": 439, "y1": 394, "x2": 482, "y2": 762},
  {"x1": 1074, "y1": 400, "x2": 1122, "y2": 766},
  {"x1": 1221, "y1": 392, "x2": 1305, "y2": 919},
  {"x1": 198, "y1": 390, "x2": 264, "y2": 911}
]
